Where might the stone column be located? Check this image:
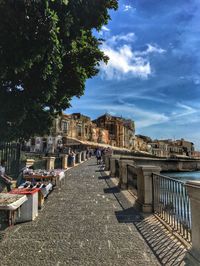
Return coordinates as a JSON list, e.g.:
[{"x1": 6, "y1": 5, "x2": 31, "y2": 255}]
[
  {"x1": 184, "y1": 181, "x2": 200, "y2": 265},
  {"x1": 104, "y1": 155, "x2": 111, "y2": 171},
  {"x1": 136, "y1": 165, "x2": 161, "y2": 213},
  {"x1": 25, "y1": 159, "x2": 35, "y2": 168},
  {"x1": 45, "y1": 157, "x2": 55, "y2": 171},
  {"x1": 110, "y1": 156, "x2": 121, "y2": 177},
  {"x1": 118, "y1": 160, "x2": 133, "y2": 190},
  {"x1": 82, "y1": 151, "x2": 86, "y2": 161},
  {"x1": 62, "y1": 155, "x2": 68, "y2": 169},
  {"x1": 77, "y1": 152, "x2": 82, "y2": 164}
]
